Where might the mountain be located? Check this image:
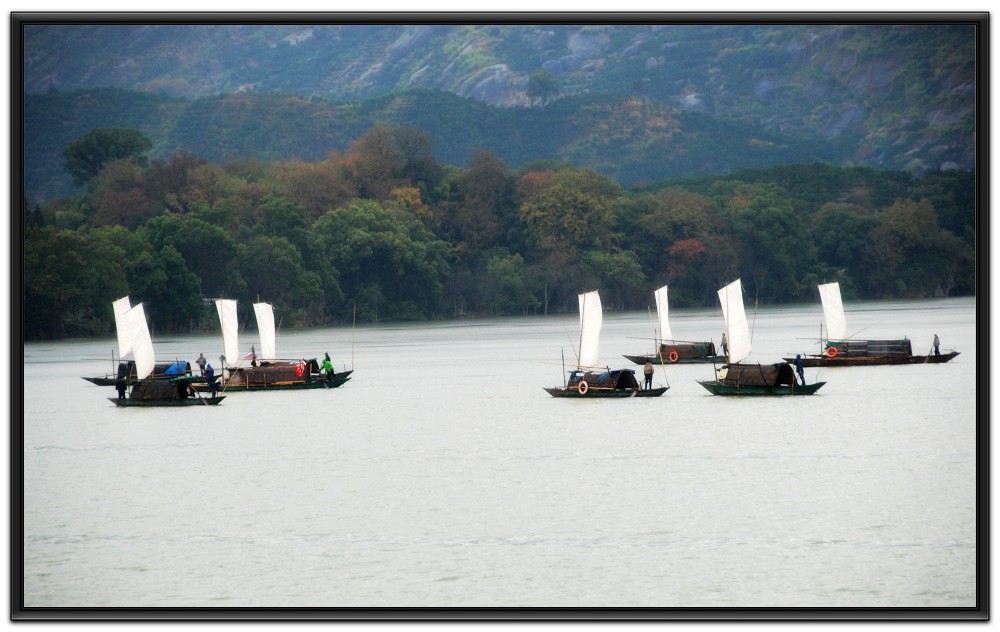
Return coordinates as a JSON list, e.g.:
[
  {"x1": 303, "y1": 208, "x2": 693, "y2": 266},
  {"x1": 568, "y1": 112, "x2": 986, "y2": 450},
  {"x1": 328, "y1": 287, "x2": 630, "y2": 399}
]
[{"x1": 20, "y1": 21, "x2": 978, "y2": 203}]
